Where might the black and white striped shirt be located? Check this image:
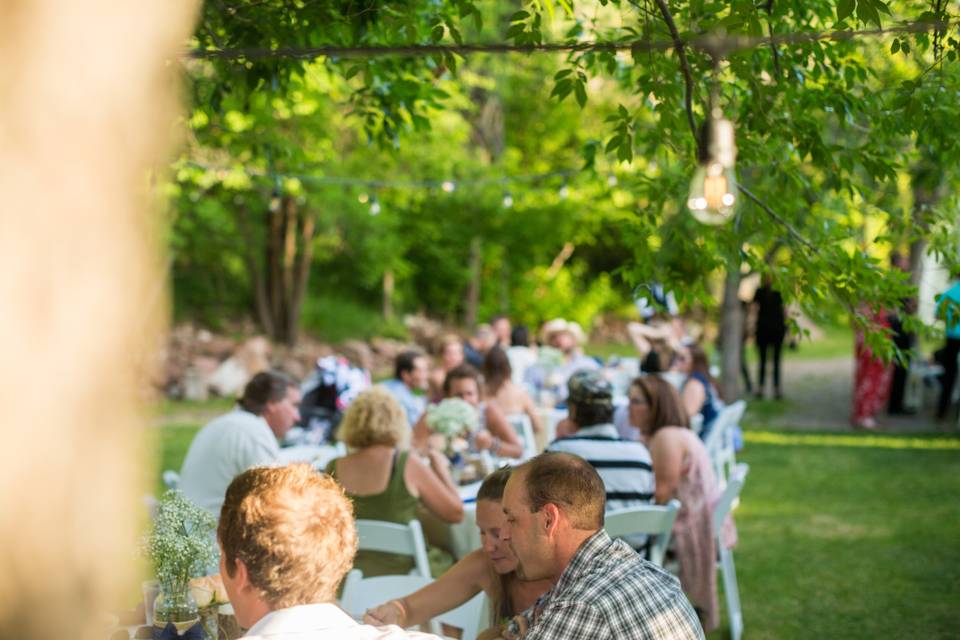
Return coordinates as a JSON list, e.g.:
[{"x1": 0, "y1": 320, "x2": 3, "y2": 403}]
[{"x1": 546, "y1": 423, "x2": 655, "y2": 513}]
